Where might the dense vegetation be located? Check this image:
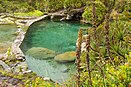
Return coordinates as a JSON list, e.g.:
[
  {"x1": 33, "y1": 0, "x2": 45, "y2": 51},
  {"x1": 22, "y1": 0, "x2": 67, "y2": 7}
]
[
  {"x1": 76, "y1": 0, "x2": 131, "y2": 87},
  {"x1": 0, "y1": 0, "x2": 131, "y2": 87},
  {"x1": 0, "y1": 0, "x2": 86, "y2": 13}
]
